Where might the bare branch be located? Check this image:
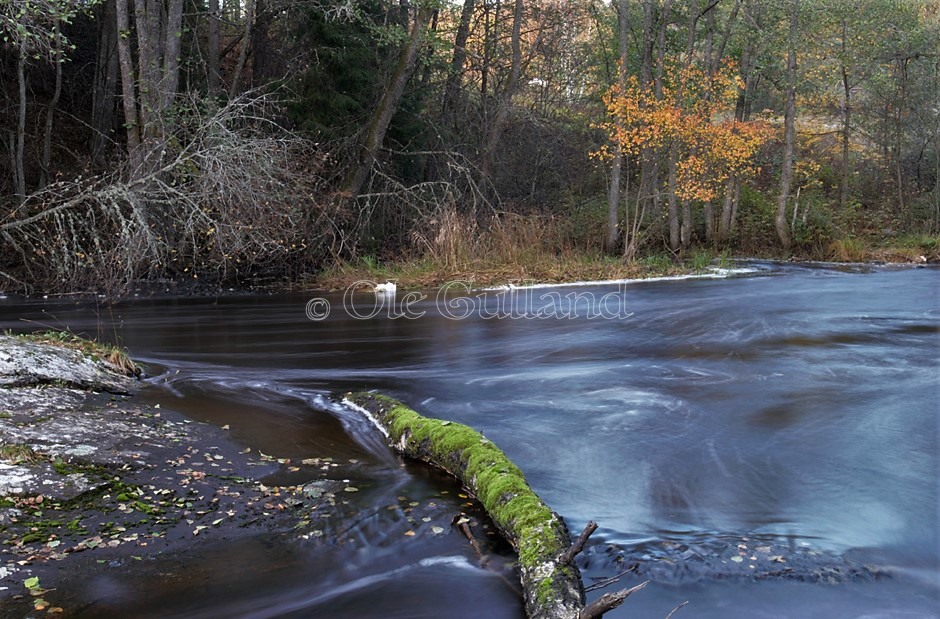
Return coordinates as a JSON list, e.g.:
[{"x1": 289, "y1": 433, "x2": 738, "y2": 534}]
[{"x1": 579, "y1": 581, "x2": 649, "y2": 619}]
